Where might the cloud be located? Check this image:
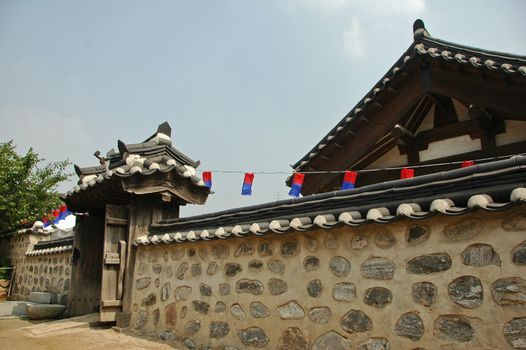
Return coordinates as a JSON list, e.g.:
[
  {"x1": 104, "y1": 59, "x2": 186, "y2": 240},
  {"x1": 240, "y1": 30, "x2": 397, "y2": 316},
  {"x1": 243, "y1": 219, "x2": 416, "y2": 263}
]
[{"x1": 341, "y1": 16, "x2": 366, "y2": 59}]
